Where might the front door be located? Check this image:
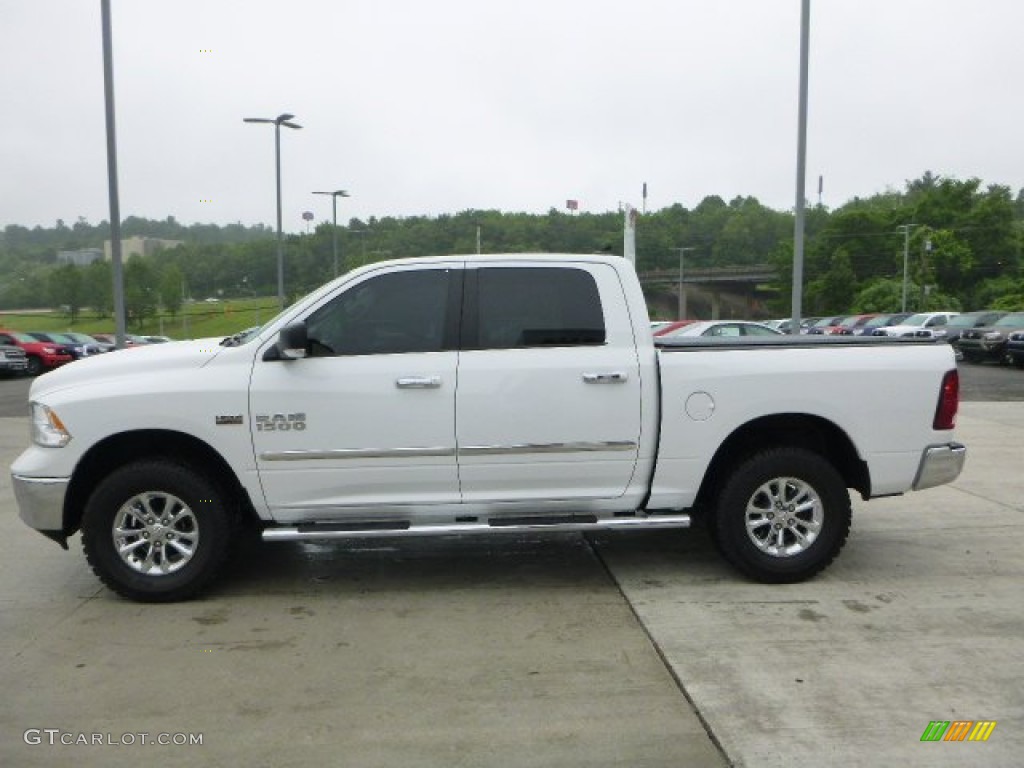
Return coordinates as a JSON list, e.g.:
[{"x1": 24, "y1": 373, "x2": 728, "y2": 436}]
[{"x1": 249, "y1": 265, "x2": 462, "y2": 522}]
